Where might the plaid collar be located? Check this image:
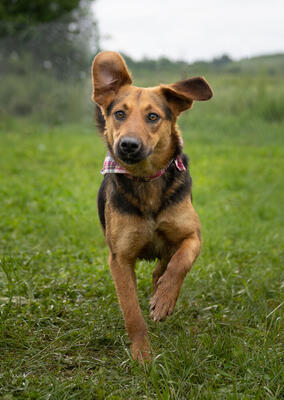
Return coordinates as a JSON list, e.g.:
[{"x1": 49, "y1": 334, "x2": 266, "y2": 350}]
[{"x1": 101, "y1": 152, "x2": 186, "y2": 181}]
